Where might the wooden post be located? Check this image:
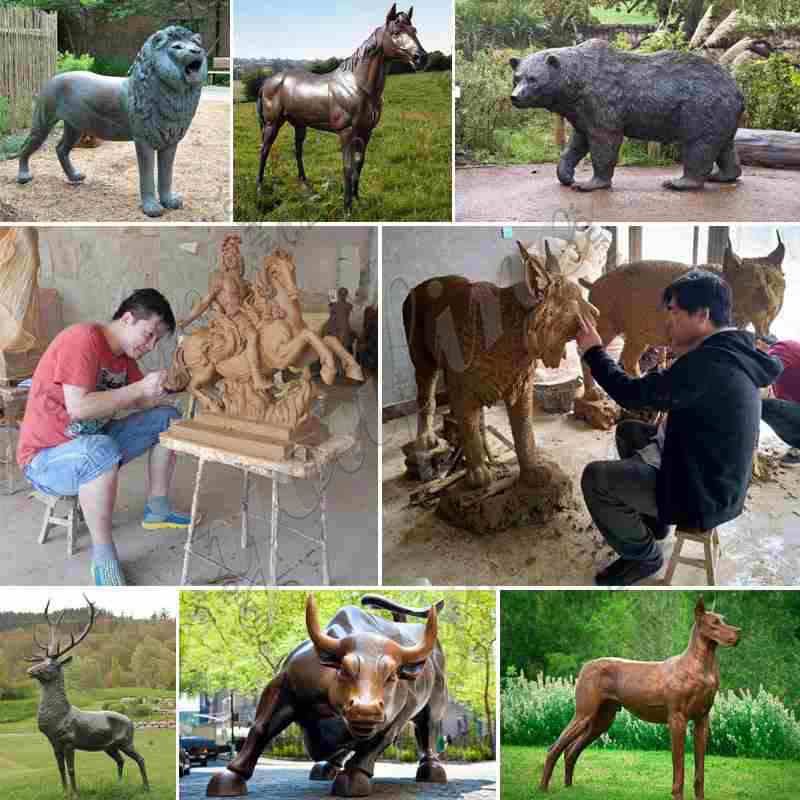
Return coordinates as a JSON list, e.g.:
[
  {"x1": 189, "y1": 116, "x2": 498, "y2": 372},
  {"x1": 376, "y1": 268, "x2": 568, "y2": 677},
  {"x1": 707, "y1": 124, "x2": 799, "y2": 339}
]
[
  {"x1": 628, "y1": 227, "x2": 643, "y2": 262},
  {"x1": 707, "y1": 227, "x2": 730, "y2": 264}
]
